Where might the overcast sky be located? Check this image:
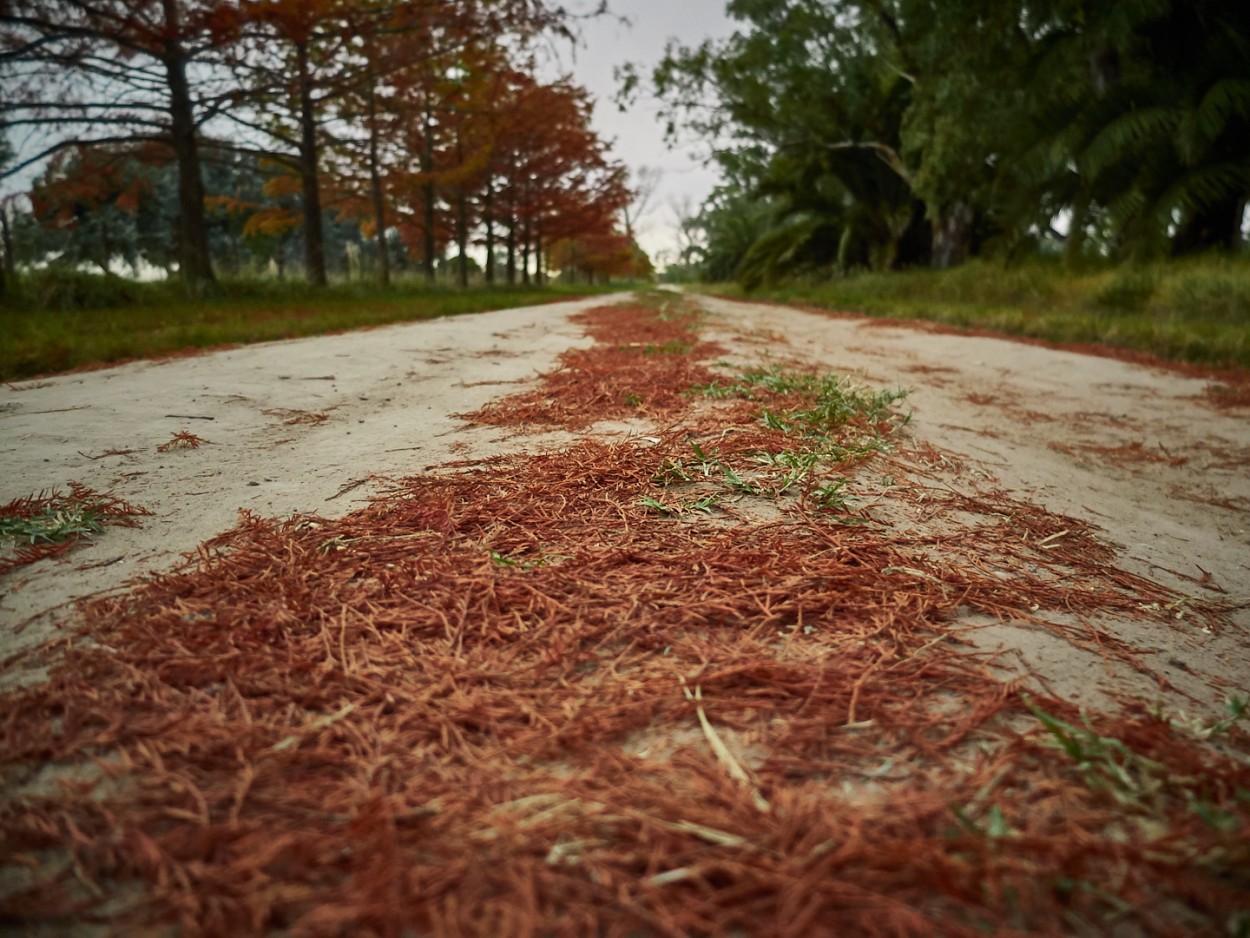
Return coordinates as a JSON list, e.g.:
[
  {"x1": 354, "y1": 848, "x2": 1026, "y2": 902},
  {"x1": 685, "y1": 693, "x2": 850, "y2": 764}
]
[{"x1": 549, "y1": 1, "x2": 739, "y2": 267}]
